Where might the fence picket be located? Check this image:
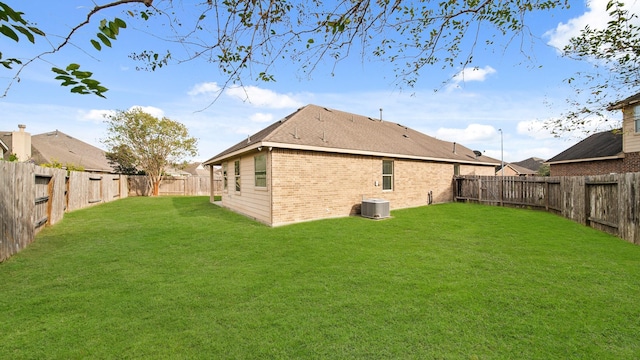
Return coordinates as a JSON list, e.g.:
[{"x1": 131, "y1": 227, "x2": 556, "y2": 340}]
[{"x1": 455, "y1": 173, "x2": 640, "y2": 245}]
